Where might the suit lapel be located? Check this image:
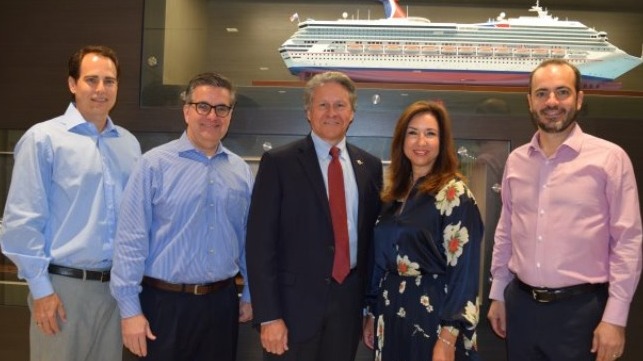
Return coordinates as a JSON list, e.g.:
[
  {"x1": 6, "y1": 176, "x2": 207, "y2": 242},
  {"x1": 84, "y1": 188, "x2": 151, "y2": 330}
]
[{"x1": 297, "y1": 136, "x2": 332, "y2": 223}]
